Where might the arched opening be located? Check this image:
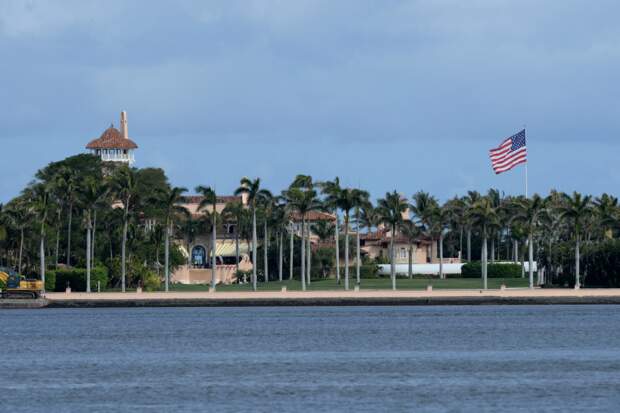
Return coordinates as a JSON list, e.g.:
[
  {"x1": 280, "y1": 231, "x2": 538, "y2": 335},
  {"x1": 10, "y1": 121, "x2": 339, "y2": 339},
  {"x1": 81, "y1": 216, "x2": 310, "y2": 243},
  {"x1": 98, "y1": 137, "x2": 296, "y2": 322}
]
[{"x1": 191, "y1": 245, "x2": 207, "y2": 268}]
